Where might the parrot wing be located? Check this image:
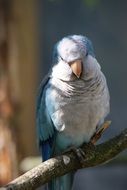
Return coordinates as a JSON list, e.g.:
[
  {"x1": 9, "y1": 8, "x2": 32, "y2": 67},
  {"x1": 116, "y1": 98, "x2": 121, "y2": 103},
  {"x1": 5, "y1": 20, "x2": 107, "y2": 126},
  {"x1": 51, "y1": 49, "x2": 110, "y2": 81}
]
[{"x1": 36, "y1": 74, "x2": 55, "y2": 160}]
